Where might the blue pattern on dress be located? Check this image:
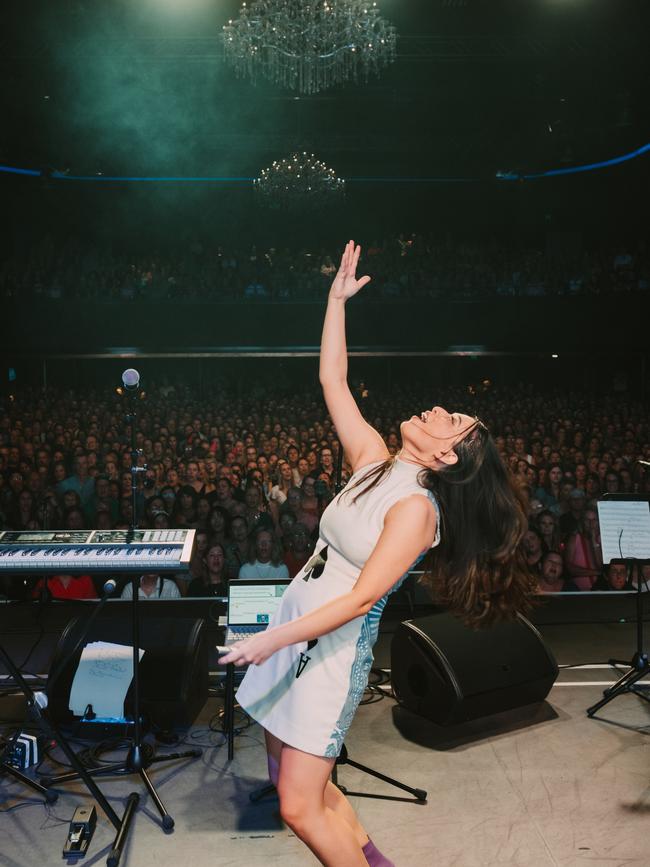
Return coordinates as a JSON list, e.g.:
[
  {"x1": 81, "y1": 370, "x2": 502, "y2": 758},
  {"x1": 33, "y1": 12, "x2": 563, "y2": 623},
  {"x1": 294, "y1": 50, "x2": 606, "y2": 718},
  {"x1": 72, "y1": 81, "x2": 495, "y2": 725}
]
[{"x1": 324, "y1": 490, "x2": 440, "y2": 756}]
